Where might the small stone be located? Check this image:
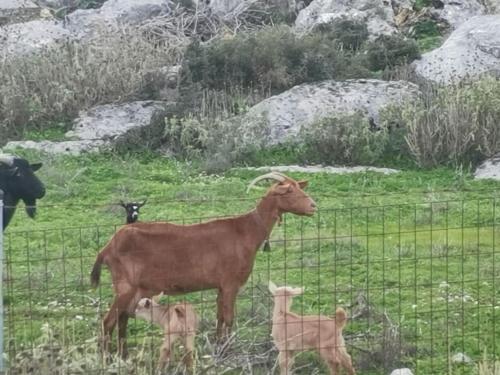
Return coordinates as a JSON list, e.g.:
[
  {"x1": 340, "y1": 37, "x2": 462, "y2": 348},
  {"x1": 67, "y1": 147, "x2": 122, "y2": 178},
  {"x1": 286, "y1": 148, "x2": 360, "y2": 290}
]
[
  {"x1": 390, "y1": 369, "x2": 414, "y2": 375},
  {"x1": 452, "y1": 352, "x2": 472, "y2": 364}
]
